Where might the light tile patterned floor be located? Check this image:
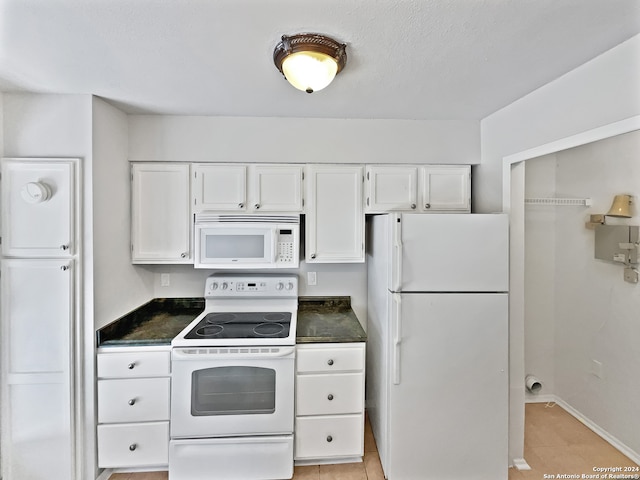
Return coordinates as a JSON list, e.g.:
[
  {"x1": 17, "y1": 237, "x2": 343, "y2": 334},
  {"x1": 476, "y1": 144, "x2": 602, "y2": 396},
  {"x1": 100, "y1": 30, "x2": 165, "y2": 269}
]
[
  {"x1": 509, "y1": 402, "x2": 639, "y2": 479},
  {"x1": 109, "y1": 404, "x2": 639, "y2": 480}
]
